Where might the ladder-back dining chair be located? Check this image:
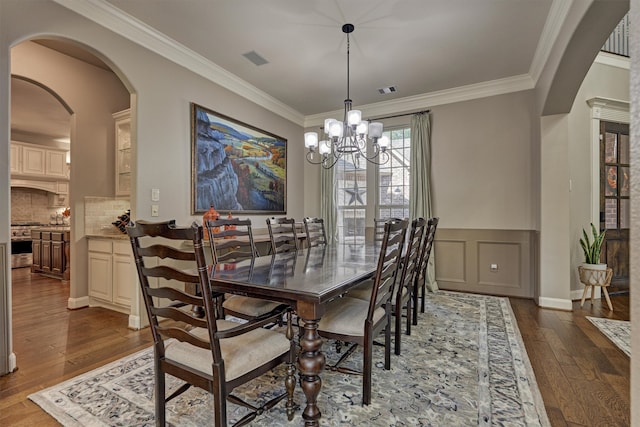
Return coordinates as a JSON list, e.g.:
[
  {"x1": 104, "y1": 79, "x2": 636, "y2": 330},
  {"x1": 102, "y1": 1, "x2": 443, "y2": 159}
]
[
  {"x1": 317, "y1": 218, "x2": 408, "y2": 405},
  {"x1": 393, "y1": 217, "x2": 426, "y2": 355},
  {"x1": 413, "y1": 216, "x2": 439, "y2": 325},
  {"x1": 266, "y1": 217, "x2": 299, "y2": 254},
  {"x1": 303, "y1": 217, "x2": 327, "y2": 247},
  {"x1": 127, "y1": 219, "x2": 296, "y2": 426},
  {"x1": 373, "y1": 218, "x2": 387, "y2": 242},
  {"x1": 205, "y1": 218, "x2": 289, "y2": 322}
]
